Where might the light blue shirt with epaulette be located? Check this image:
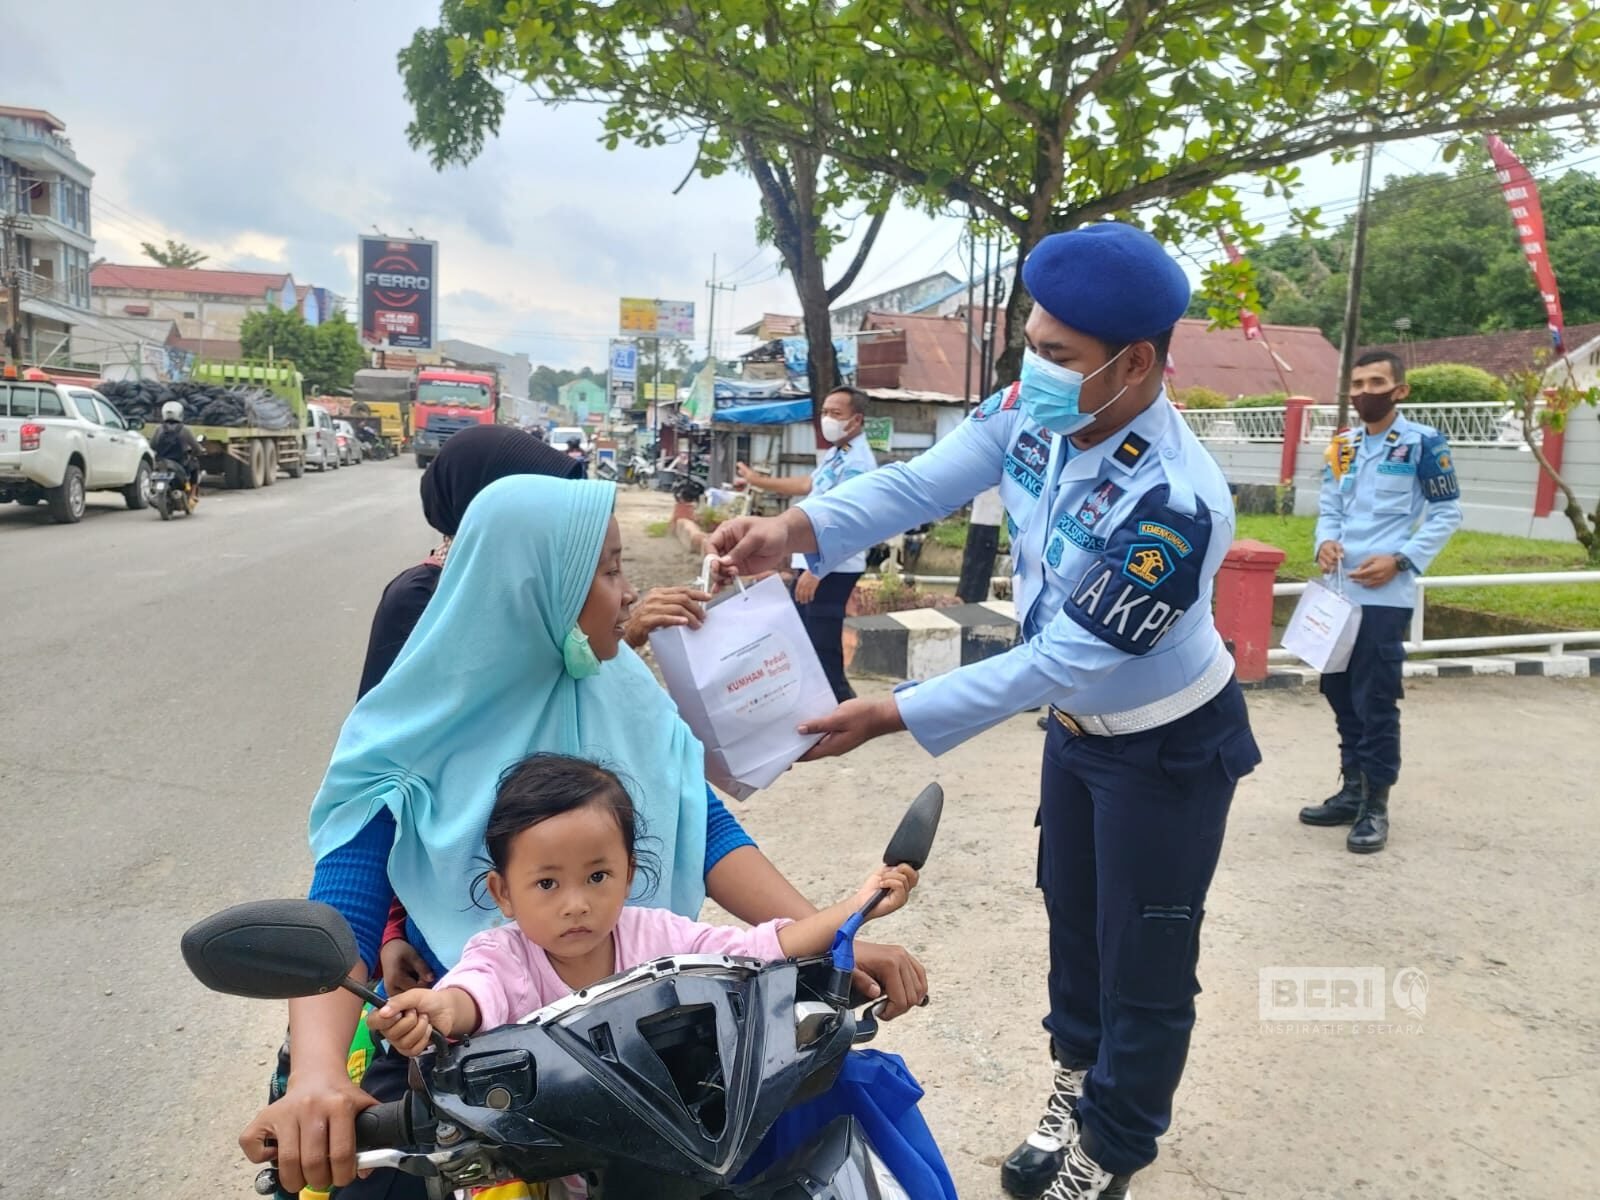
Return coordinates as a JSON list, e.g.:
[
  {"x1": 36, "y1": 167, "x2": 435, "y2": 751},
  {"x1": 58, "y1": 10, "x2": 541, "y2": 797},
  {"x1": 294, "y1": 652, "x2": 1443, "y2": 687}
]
[
  {"x1": 1314, "y1": 412, "x2": 1463, "y2": 609},
  {"x1": 797, "y1": 384, "x2": 1236, "y2": 756}
]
